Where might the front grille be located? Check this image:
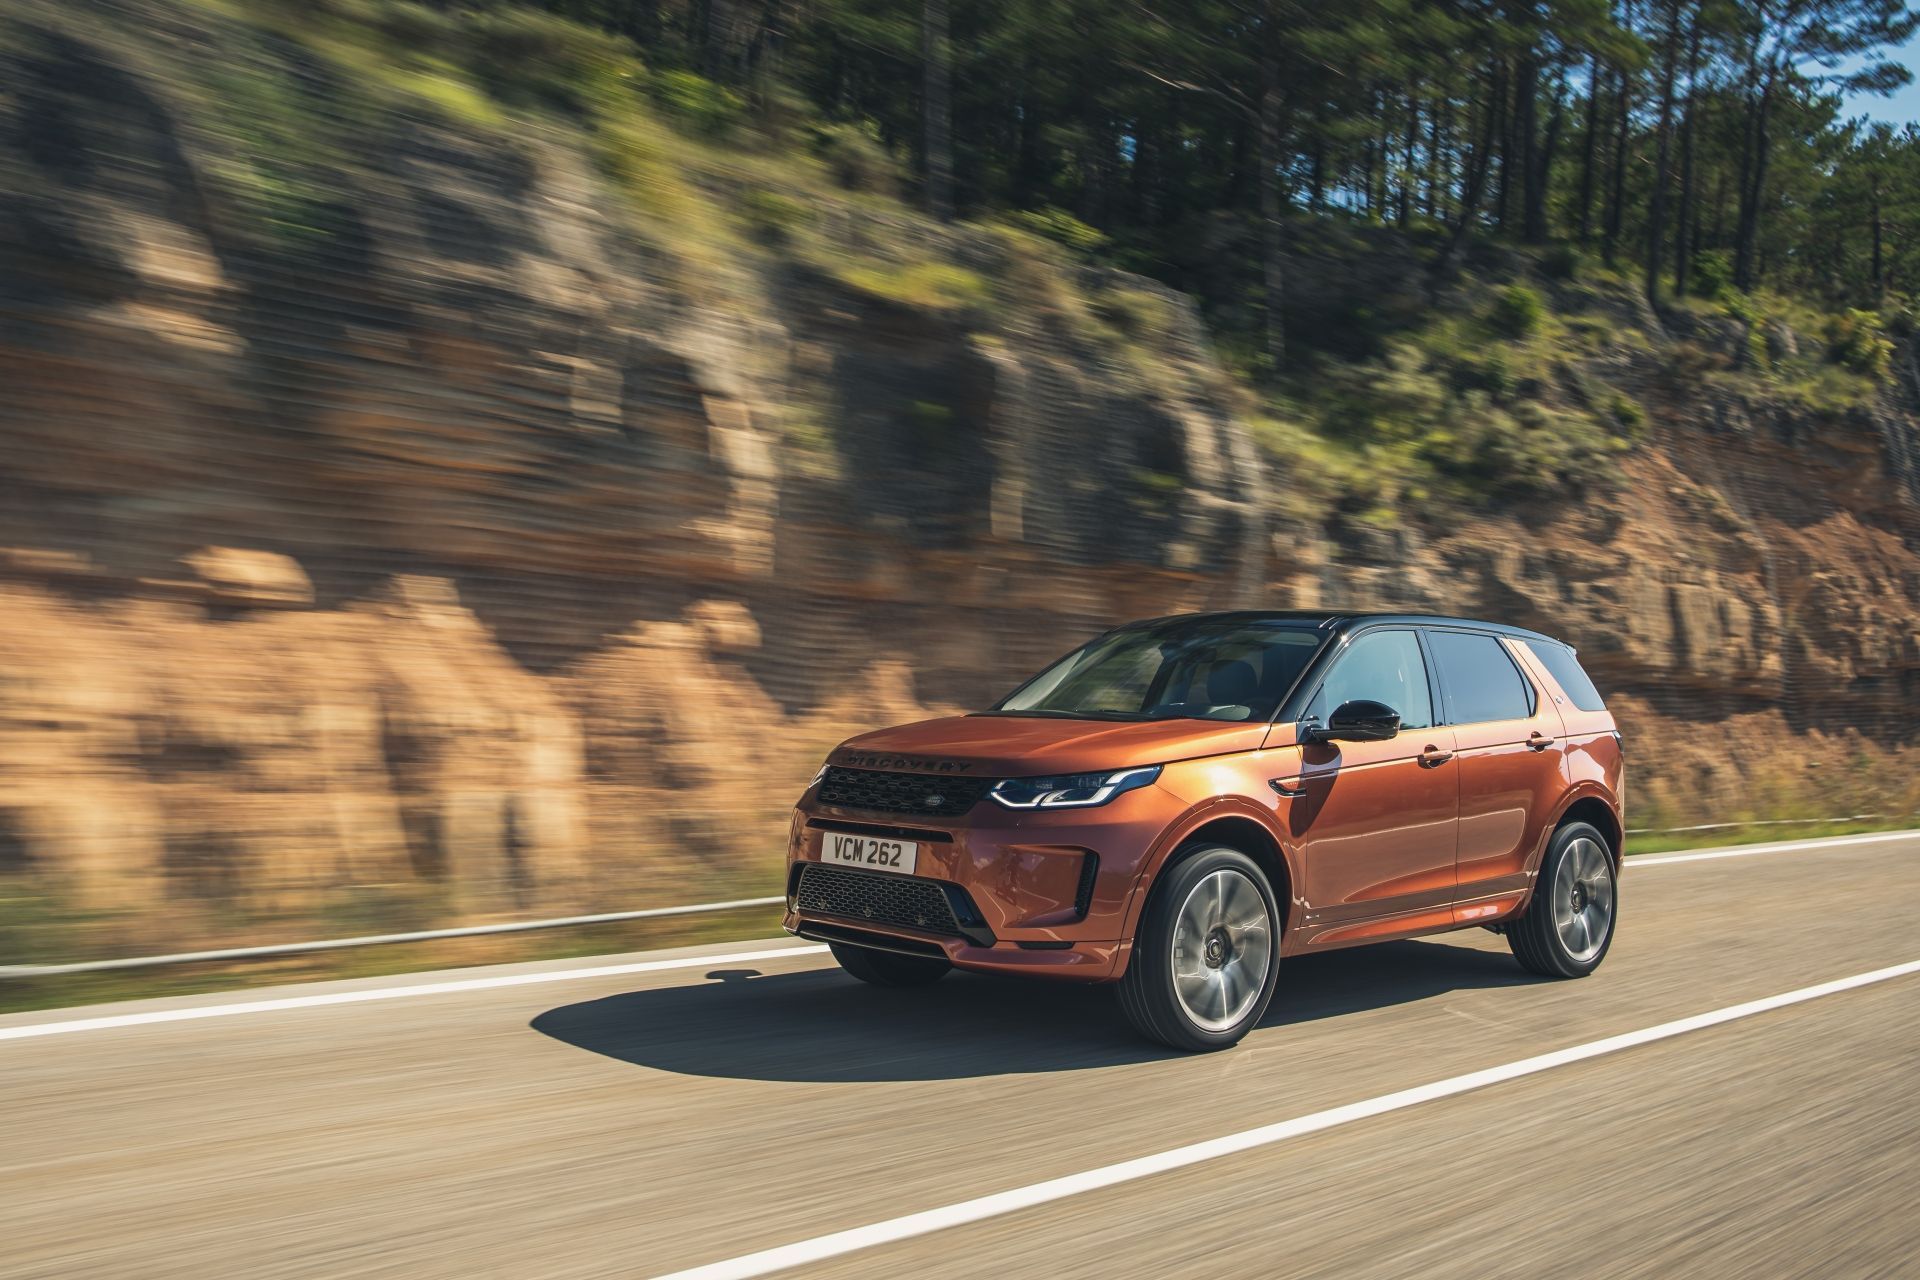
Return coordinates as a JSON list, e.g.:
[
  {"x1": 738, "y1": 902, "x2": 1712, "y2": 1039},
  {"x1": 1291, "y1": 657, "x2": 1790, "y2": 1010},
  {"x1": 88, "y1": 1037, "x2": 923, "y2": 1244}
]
[
  {"x1": 796, "y1": 863, "x2": 964, "y2": 937},
  {"x1": 817, "y1": 766, "x2": 996, "y2": 818}
]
